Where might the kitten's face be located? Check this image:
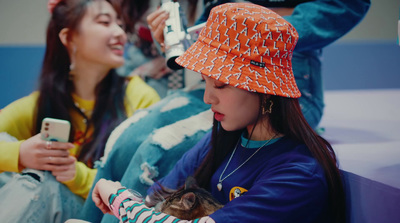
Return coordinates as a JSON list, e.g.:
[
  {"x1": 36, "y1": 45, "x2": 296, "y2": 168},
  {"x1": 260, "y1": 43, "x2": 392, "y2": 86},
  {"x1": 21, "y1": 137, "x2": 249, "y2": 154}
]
[{"x1": 153, "y1": 177, "x2": 223, "y2": 220}]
